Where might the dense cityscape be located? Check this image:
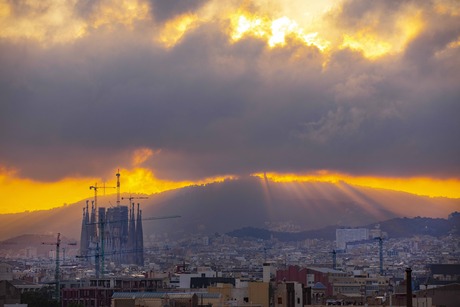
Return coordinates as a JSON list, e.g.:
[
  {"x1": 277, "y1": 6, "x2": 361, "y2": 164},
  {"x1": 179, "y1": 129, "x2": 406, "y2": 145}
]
[{"x1": 1, "y1": 211, "x2": 459, "y2": 307}]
